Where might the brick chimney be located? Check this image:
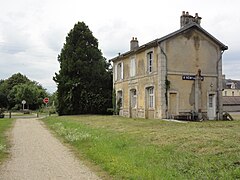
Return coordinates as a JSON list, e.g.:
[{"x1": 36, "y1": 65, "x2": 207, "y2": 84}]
[
  {"x1": 130, "y1": 37, "x2": 139, "y2": 50},
  {"x1": 180, "y1": 11, "x2": 202, "y2": 28}
]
